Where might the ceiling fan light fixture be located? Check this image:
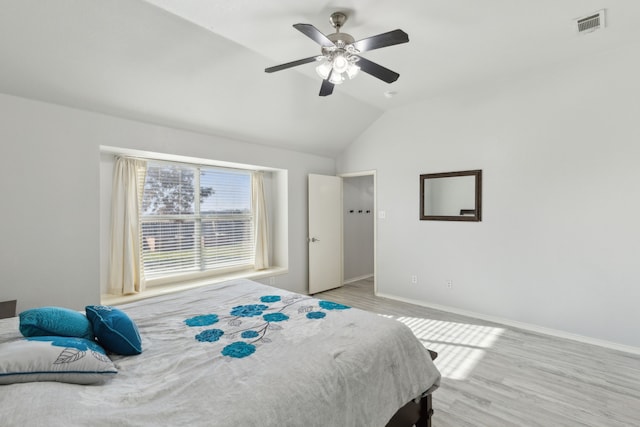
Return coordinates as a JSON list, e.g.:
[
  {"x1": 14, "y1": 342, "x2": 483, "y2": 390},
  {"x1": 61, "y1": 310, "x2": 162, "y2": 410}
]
[
  {"x1": 317, "y1": 53, "x2": 356, "y2": 83},
  {"x1": 346, "y1": 64, "x2": 360, "y2": 79},
  {"x1": 328, "y1": 71, "x2": 344, "y2": 85},
  {"x1": 315, "y1": 61, "x2": 332, "y2": 79},
  {"x1": 332, "y1": 54, "x2": 349, "y2": 74}
]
